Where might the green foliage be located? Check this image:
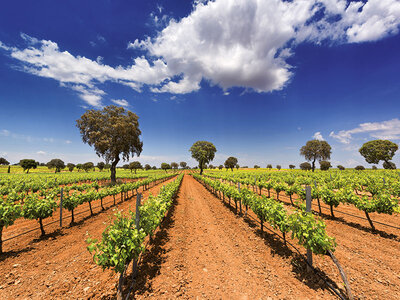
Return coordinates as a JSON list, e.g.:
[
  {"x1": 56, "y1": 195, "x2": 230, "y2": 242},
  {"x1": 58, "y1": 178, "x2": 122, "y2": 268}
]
[
  {"x1": 0, "y1": 197, "x2": 21, "y2": 228},
  {"x1": 383, "y1": 161, "x2": 396, "y2": 169},
  {"x1": 355, "y1": 165, "x2": 365, "y2": 170},
  {"x1": 300, "y1": 140, "x2": 332, "y2": 172},
  {"x1": 359, "y1": 139, "x2": 398, "y2": 166},
  {"x1": 82, "y1": 162, "x2": 94, "y2": 172},
  {"x1": 189, "y1": 141, "x2": 217, "y2": 175},
  {"x1": 19, "y1": 159, "x2": 37, "y2": 173},
  {"x1": 171, "y1": 162, "x2": 179, "y2": 169},
  {"x1": 288, "y1": 211, "x2": 336, "y2": 255},
  {"x1": 300, "y1": 162, "x2": 311, "y2": 170},
  {"x1": 22, "y1": 193, "x2": 57, "y2": 220},
  {"x1": 67, "y1": 163, "x2": 75, "y2": 172},
  {"x1": 47, "y1": 159, "x2": 65, "y2": 173},
  {"x1": 76, "y1": 105, "x2": 143, "y2": 184},
  {"x1": 289, "y1": 164, "x2": 295, "y2": 169},
  {"x1": 319, "y1": 161, "x2": 331, "y2": 171},
  {"x1": 144, "y1": 164, "x2": 151, "y2": 170},
  {"x1": 276, "y1": 165, "x2": 281, "y2": 170},
  {"x1": 337, "y1": 165, "x2": 345, "y2": 170},
  {"x1": 0, "y1": 157, "x2": 10, "y2": 165},
  {"x1": 87, "y1": 211, "x2": 146, "y2": 273},
  {"x1": 179, "y1": 162, "x2": 187, "y2": 169},
  {"x1": 224, "y1": 157, "x2": 238, "y2": 171},
  {"x1": 254, "y1": 165, "x2": 260, "y2": 169},
  {"x1": 161, "y1": 163, "x2": 171, "y2": 171},
  {"x1": 97, "y1": 162, "x2": 105, "y2": 171},
  {"x1": 266, "y1": 164, "x2": 272, "y2": 169},
  {"x1": 129, "y1": 161, "x2": 143, "y2": 173}
]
